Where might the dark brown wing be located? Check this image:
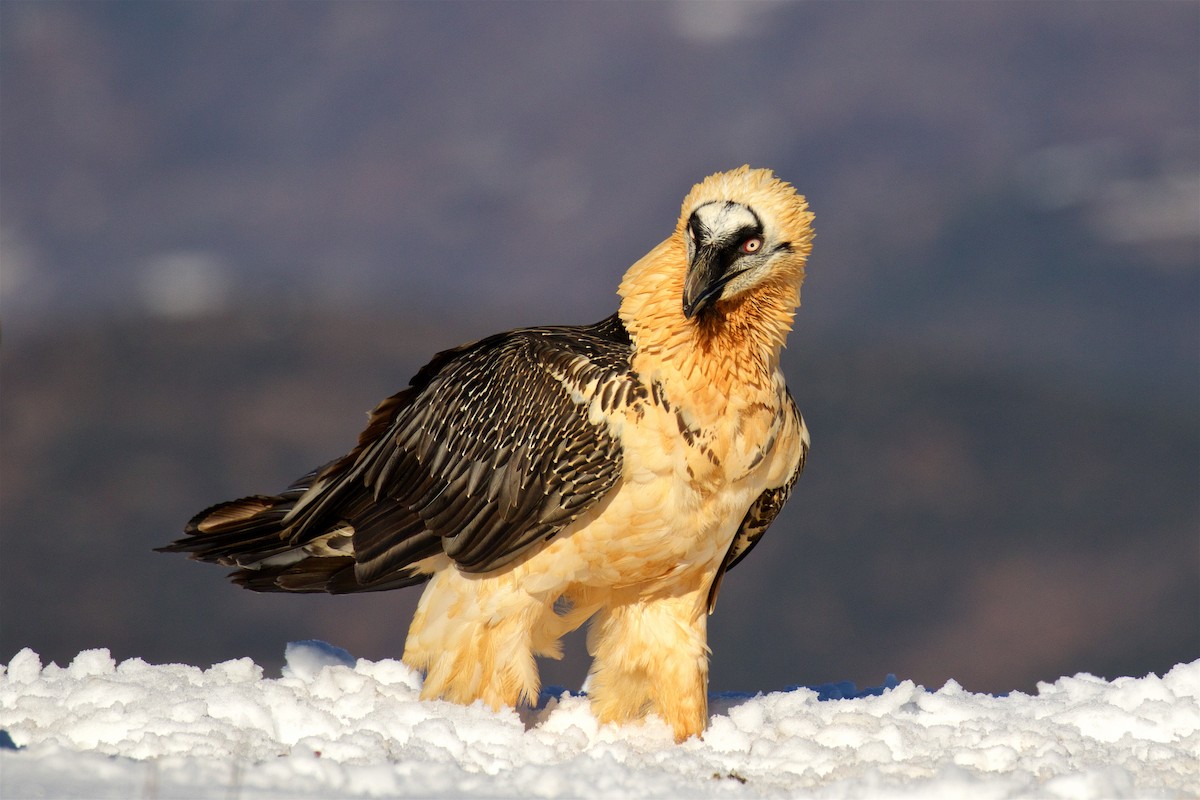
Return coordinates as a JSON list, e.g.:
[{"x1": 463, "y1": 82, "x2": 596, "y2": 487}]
[
  {"x1": 347, "y1": 313, "x2": 640, "y2": 580},
  {"x1": 163, "y1": 314, "x2": 642, "y2": 593},
  {"x1": 706, "y1": 394, "x2": 807, "y2": 613}
]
